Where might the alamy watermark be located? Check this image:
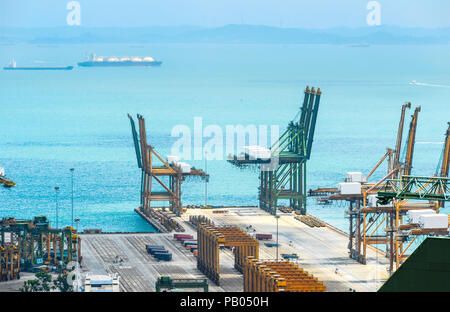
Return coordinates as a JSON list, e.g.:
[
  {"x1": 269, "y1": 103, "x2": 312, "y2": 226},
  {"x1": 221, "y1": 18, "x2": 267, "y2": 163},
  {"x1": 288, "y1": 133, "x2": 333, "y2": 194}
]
[
  {"x1": 366, "y1": 1, "x2": 381, "y2": 26},
  {"x1": 66, "y1": 1, "x2": 81, "y2": 26},
  {"x1": 170, "y1": 117, "x2": 280, "y2": 170}
]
